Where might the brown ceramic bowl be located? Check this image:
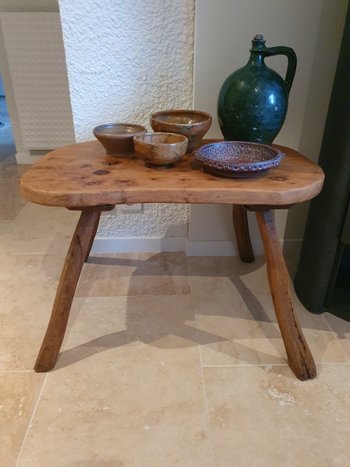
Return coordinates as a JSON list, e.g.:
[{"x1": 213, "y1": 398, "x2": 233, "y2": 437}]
[
  {"x1": 150, "y1": 109, "x2": 212, "y2": 152},
  {"x1": 93, "y1": 123, "x2": 146, "y2": 155},
  {"x1": 133, "y1": 132, "x2": 188, "y2": 168}
]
